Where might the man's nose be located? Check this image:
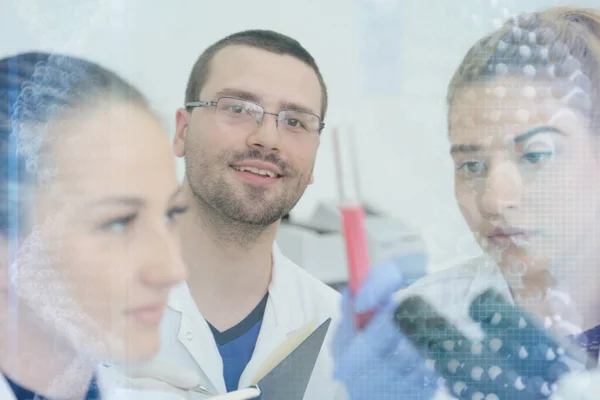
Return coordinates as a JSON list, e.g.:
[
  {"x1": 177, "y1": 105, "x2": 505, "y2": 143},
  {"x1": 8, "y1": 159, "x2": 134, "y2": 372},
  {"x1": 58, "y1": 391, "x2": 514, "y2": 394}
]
[{"x1": 247, "y1": 112, "x2": 280, "y2": 152}]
